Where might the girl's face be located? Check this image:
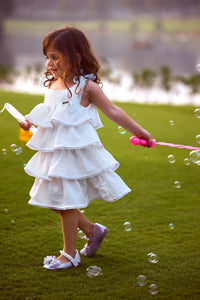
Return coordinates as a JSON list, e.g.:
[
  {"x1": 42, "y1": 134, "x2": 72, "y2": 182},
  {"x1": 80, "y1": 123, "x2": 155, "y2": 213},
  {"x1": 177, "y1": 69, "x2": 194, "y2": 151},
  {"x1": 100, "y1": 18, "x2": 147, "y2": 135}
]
[{"x1": 46, "y1": 44, "x2": 70, "y2": 79}]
